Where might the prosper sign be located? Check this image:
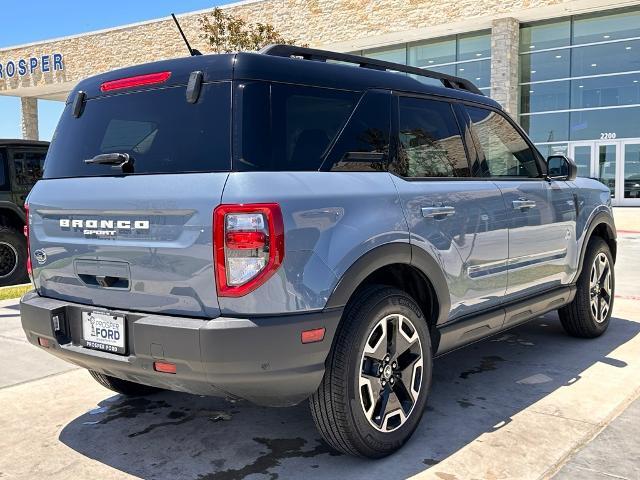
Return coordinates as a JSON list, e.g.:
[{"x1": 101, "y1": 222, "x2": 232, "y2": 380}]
[{"x1": 0, "y1": 53, "x2": 64, "y2": 79}]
